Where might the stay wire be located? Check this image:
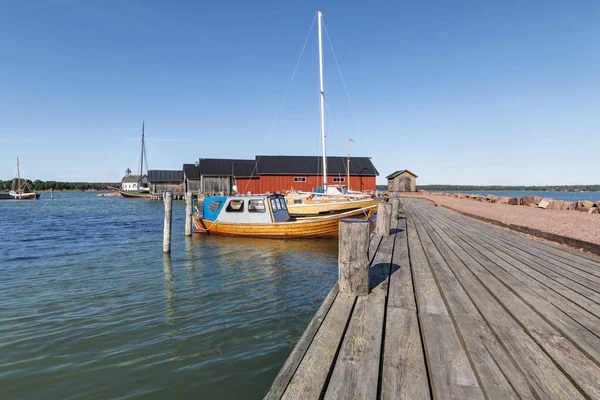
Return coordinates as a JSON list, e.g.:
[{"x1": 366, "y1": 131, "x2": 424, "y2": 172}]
[{"x1": 322, "y1": 18, "x2": 363, "y2": 137}]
